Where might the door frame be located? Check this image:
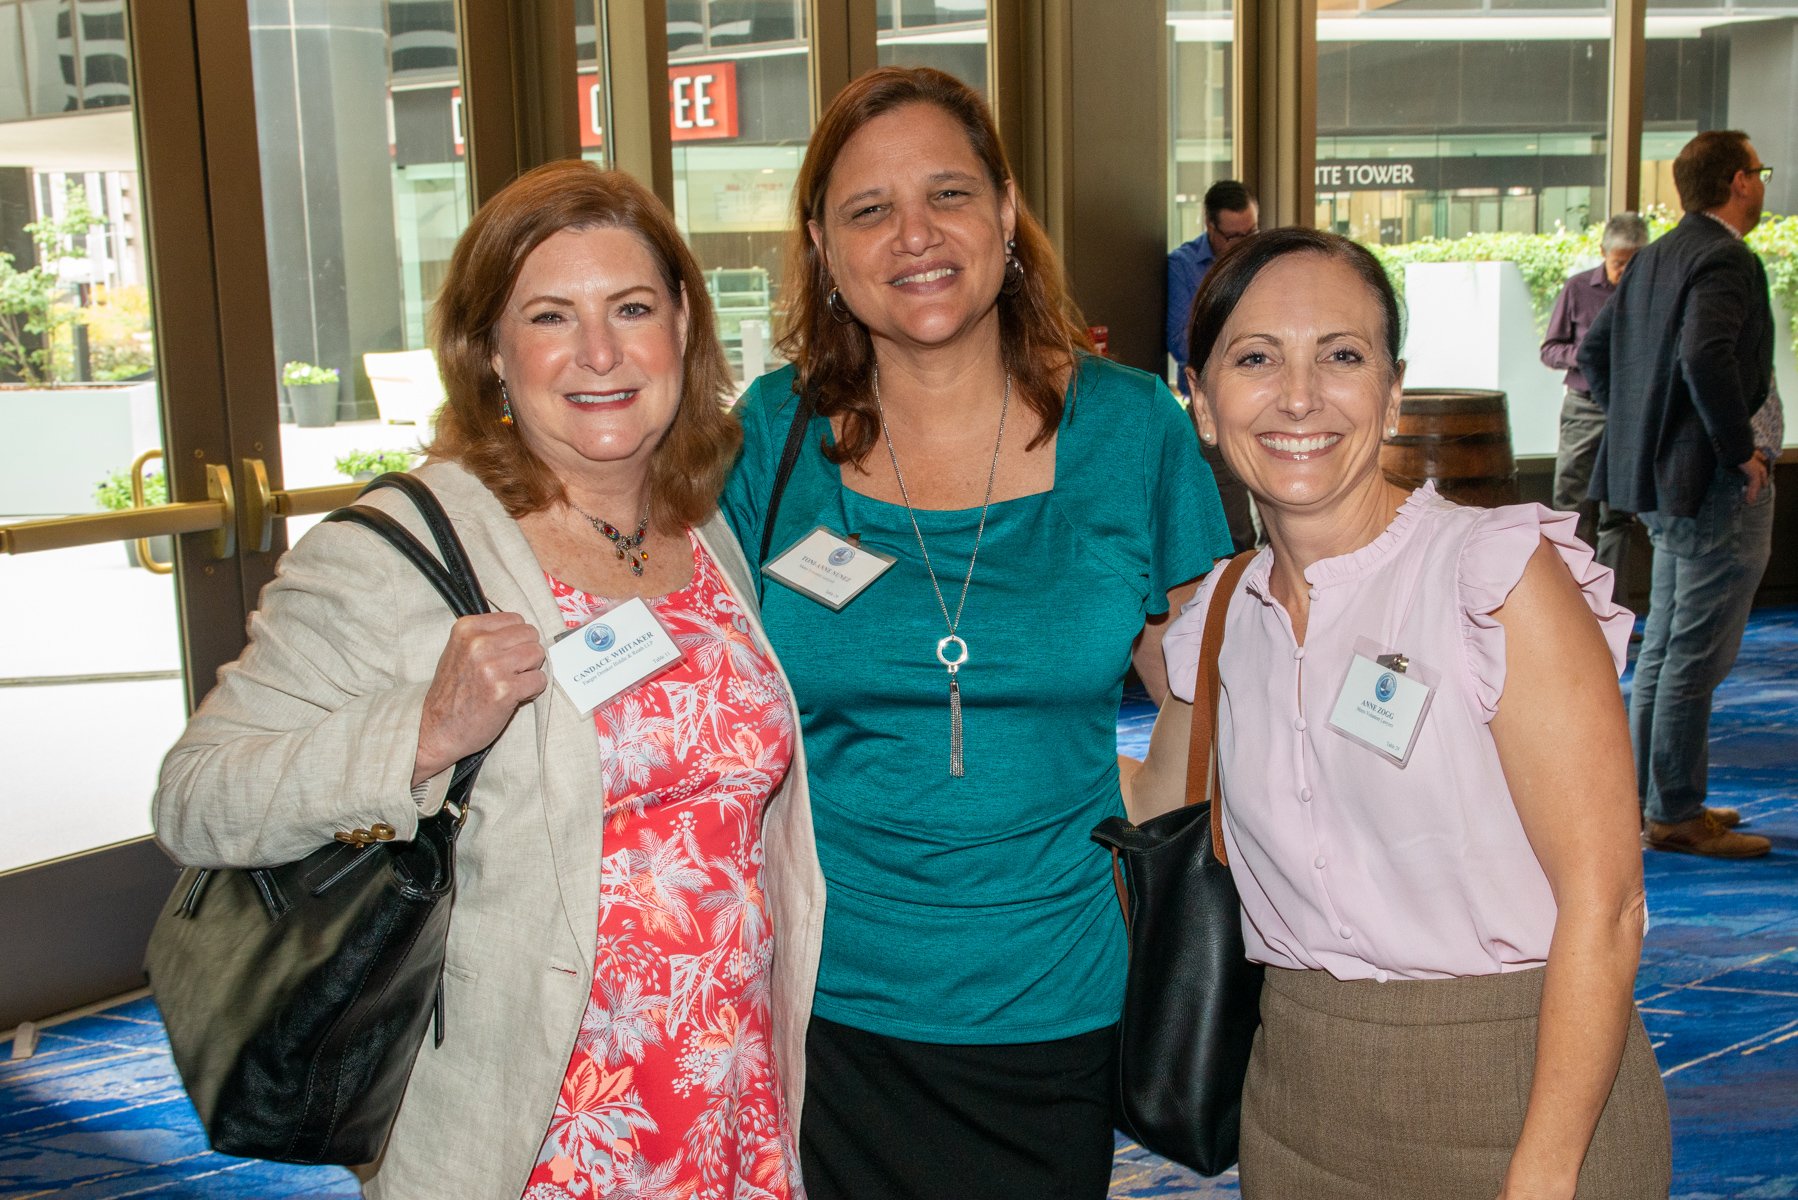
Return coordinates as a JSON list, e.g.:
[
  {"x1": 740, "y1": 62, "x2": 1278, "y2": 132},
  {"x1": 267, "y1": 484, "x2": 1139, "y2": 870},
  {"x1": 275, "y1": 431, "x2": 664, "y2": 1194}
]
[{"x1": 0, "y1": 0, "x2": 576, "y2": 1032}]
